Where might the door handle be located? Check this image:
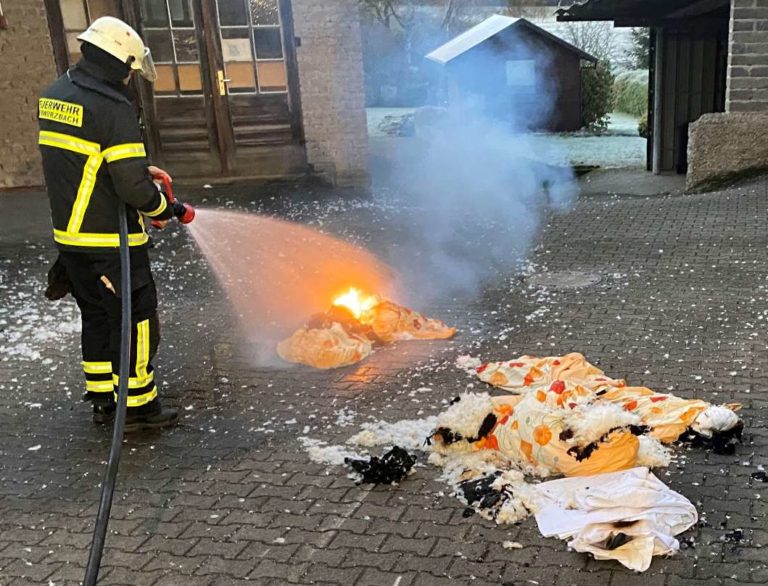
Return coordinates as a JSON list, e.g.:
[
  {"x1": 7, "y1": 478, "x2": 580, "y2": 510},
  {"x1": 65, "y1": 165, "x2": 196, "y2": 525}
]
[{"x1": 217, "y1": 70, "x2": 228, "y2": 96}]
